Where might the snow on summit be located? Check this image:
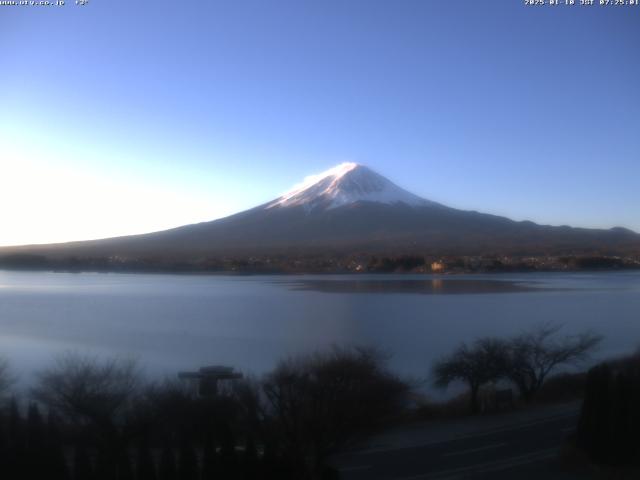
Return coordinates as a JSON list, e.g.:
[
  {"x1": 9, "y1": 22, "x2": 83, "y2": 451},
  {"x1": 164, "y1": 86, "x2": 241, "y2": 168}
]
[{"x1": 267, "y1": 162, "x2": 434, "y2": 210}]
